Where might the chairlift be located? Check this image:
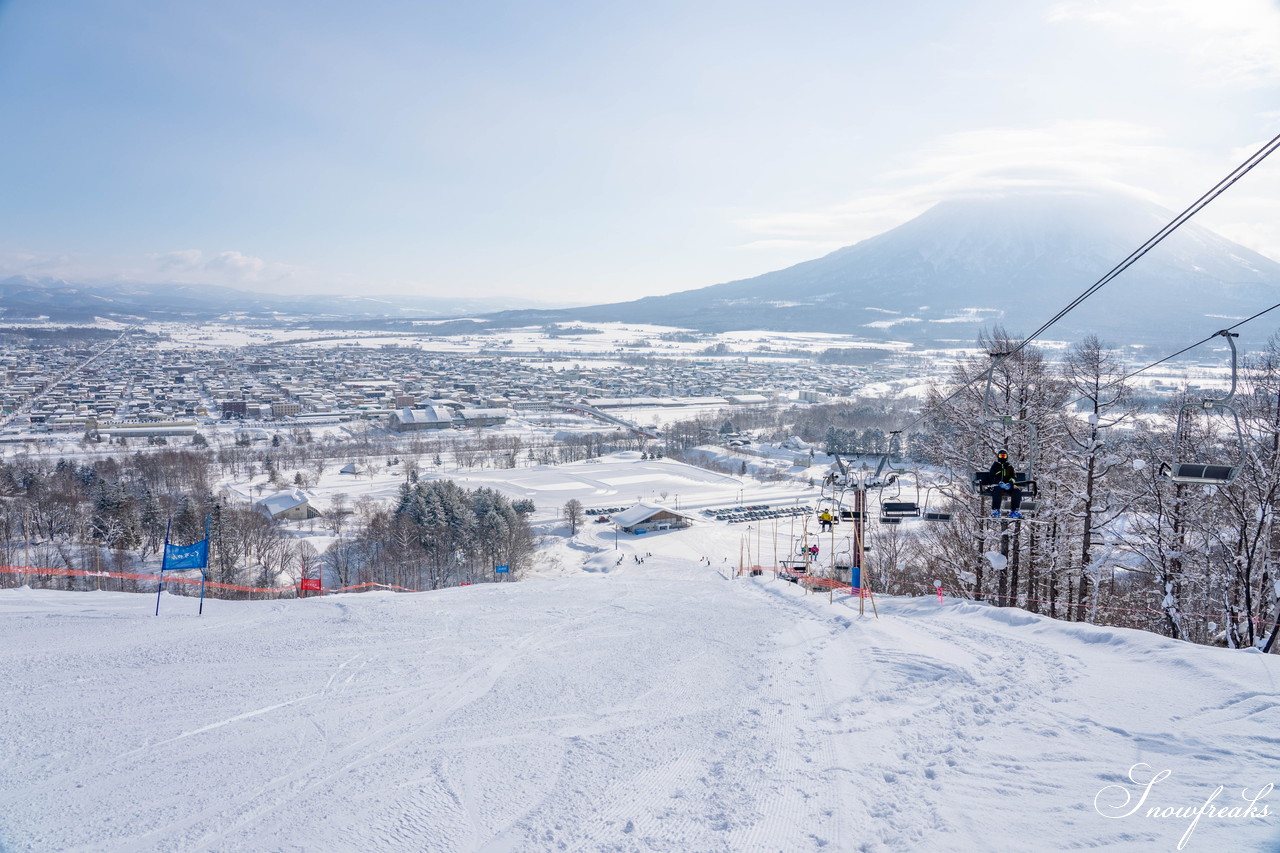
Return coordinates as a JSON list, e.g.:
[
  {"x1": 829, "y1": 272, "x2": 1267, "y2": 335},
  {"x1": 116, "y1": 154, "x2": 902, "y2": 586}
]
[
  {"x1": 880, "y1": 501, "x2": 920, "y2": 519},
  {"x1": 878, "y1": 468, "x2": 921, "y2": 522},
  {"x1": 817, "y1": 466, "x2": 846, "y2": 526},
  {"x1": 1160, "y1": 331, "x2": 1244, "y2": 487},
  {"x1": 824, "y1": 453, "x2": 882, "y2": 520},
  {"x1": 865, "y1": 452, "x2": 899, "y2": 489},
  {"x1": 918, "y1": 478, "x2": 954, "y2": 522},
  {"x1": 815, "y1": 498, "x2": 842, "y2": 529},
  {"x1": 970, "y1": 353, "x2": 1040, "y2": 500},
  {"x1": 887, "y1": 430, "x2": 905, "y2": 464}
]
